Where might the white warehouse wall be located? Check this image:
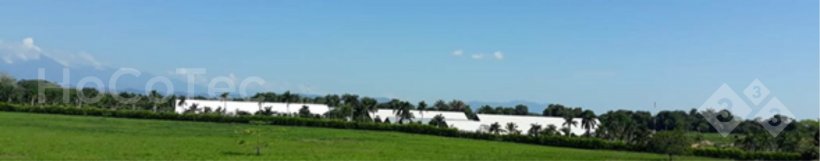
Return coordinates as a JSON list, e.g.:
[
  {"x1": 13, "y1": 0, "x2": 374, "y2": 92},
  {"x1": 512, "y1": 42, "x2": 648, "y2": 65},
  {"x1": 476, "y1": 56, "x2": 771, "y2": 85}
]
[
  {"x1": 175, "y1": 100, "x2": 598, "y2": 136},
  {"x1": 175, "y1": 99, "x2": 330, "y2": 115}
]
